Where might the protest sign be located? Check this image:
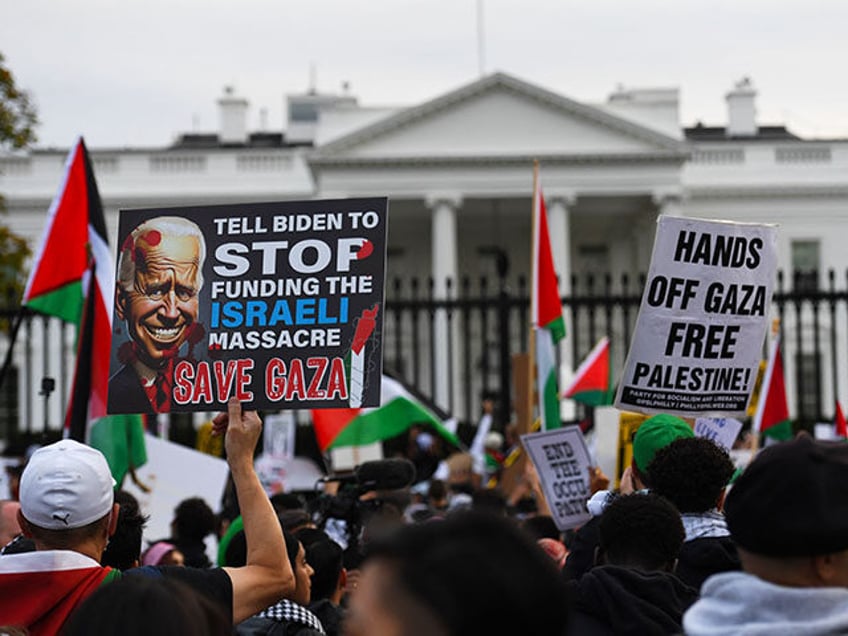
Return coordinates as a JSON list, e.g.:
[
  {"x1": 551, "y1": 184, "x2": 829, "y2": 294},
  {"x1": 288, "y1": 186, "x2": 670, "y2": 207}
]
[
  {"x1": 521, "y1": 426, "x2": 592, "y2": 531},
  {"x1": 615, "y1": 216, "x2": 777, "y2": 418},
  {"x1": 694, "y1": 417, "x2": 743, "y2": 452},
  {"x1": 616, "y1": 411, "x2": 648, "y2": 488},
  {"x1": 107, "y1": 197, "x2": 387, "y2": 414}
]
